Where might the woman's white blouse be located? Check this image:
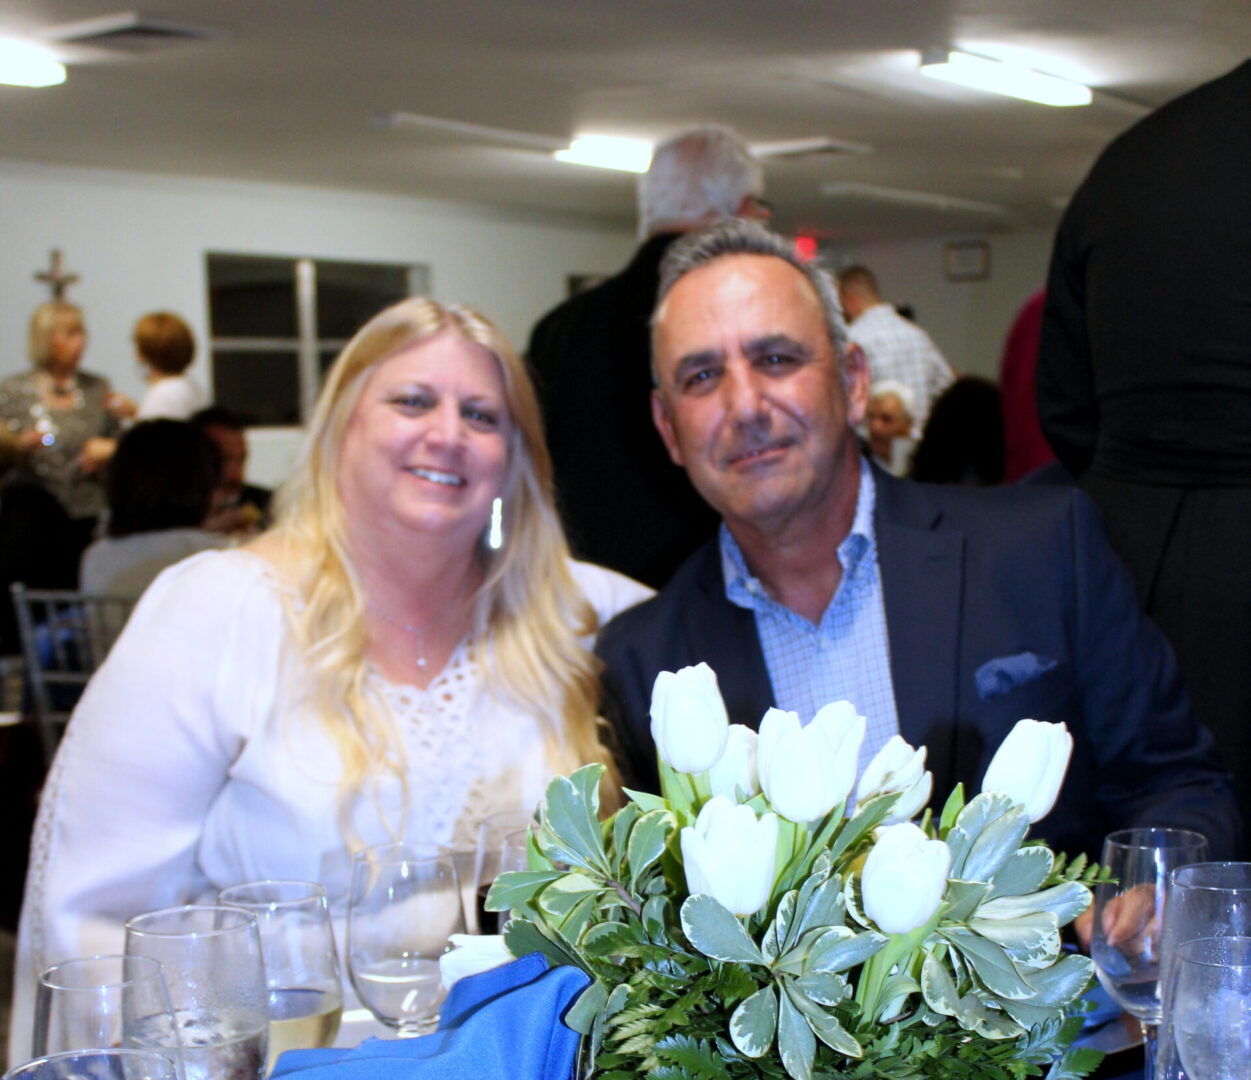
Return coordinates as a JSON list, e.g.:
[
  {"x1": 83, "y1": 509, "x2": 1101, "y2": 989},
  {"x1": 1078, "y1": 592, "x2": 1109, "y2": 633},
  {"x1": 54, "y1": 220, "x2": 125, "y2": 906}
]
[{"x1": 10, "y1": 549, "x2": 651, "y2": 1061}]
